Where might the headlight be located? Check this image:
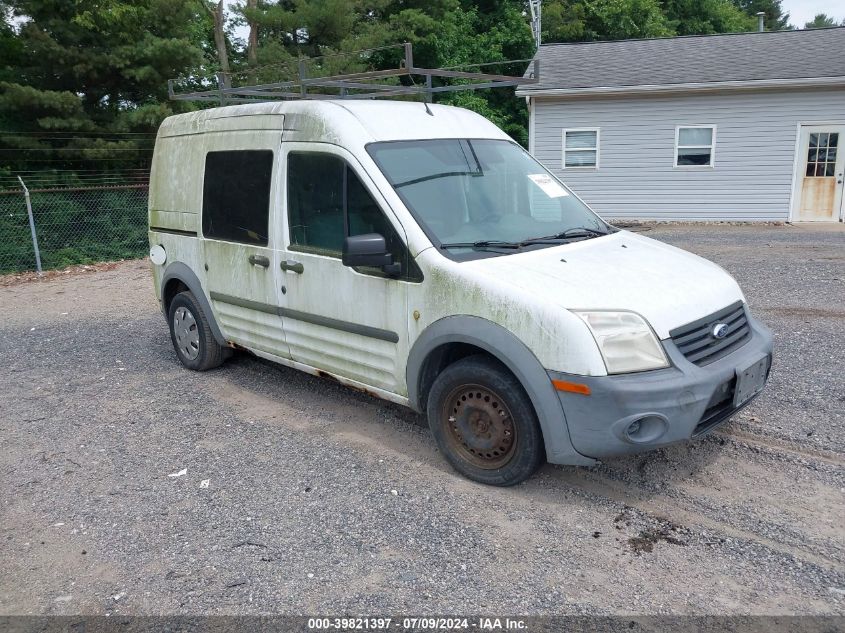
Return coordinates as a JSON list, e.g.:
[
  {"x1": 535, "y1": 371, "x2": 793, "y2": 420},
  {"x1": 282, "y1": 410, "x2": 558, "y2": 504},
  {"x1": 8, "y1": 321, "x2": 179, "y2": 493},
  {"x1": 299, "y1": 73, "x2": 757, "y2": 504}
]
[{"x1": 574, "y1": 311, "x2": 669, "y2": 374}]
